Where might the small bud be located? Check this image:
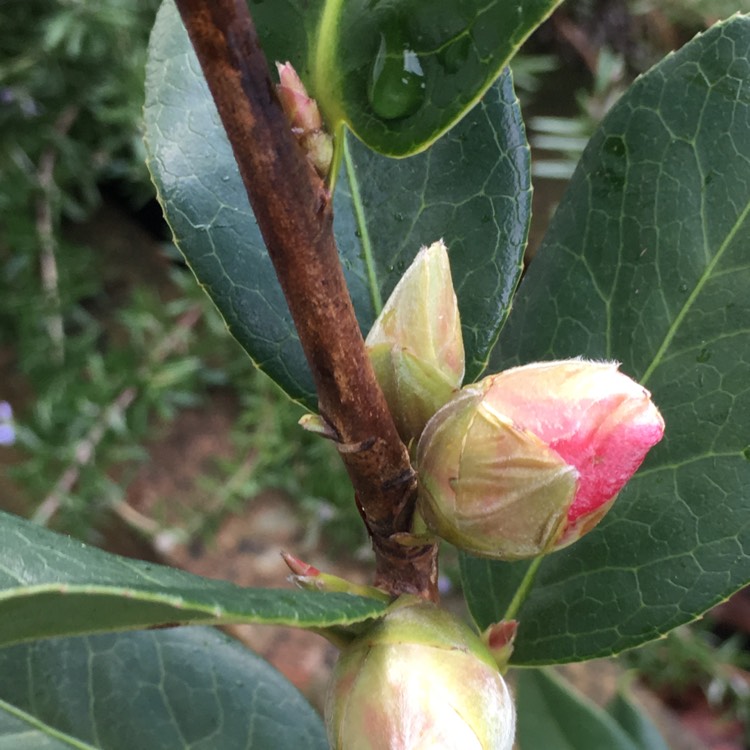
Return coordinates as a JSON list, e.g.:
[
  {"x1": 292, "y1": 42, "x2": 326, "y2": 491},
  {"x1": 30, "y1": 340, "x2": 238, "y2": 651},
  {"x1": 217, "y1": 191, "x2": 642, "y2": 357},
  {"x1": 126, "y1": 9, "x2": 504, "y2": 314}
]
[
  {"x1": 366, "y1": 240, "x2": 464, "y2": 446},
  {"x1": 416, "y1": 360, "x2": 665, "y2": 559},
  {"x1": 276, "y1": 62, "x2": 323, "y2": 132},
  {"x1": 281, "y1": 552, "x2": 391, "y2": 603},
  {"x1": 326, "y1": 598, "x2": 515, "y2": 750},
  {"x1": 482, "y1": 620, "x2": 518, "y2": 673},
  {"x1": 298, "y1": 413, "x2": 339, "y2": 441},
  {"x1": 275, "y1": 61, "x2": 333, "y2": 178}
]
